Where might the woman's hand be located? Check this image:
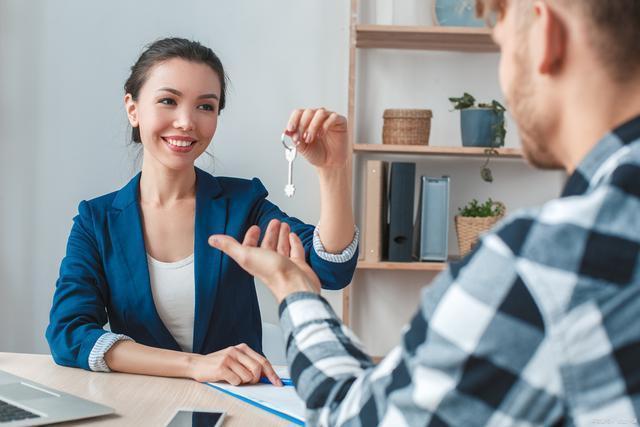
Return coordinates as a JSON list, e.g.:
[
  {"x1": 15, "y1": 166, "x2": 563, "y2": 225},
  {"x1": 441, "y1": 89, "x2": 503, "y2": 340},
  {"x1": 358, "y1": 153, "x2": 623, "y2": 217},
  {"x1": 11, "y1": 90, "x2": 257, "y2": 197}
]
[
  {"x1": 208, "y1": 219, "x2": 321, "y2": 303},
  {"x1": 285, "y1": 108, "x2": 349, "y2": 170},
  {"x1": 188, "y1": 343, "x2": 281, "y2": 386}
]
